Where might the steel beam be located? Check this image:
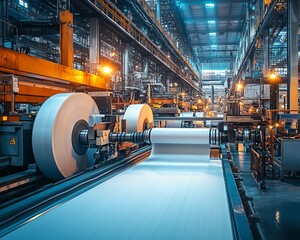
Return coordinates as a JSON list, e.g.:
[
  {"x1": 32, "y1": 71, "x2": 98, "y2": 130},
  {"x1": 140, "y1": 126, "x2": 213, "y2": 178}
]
[
  {"x1": 188, "y1": 28, "x2": 243, "y2": 34},
  {"x1": 156, "y1": 0, "x2": 161, "y2": 22},
  {"x1": 194, "y1": 49, "x2": 238, "y2": 53},
  {"x1": 59, "y1": 10, "x2": 73, "y2": 67},
  {"x1": 0, "y1": 48, "x2": 110, "y2": 90},
  {"x1": 235, "y1": 0, "x2": 279, "y2": 81},
  {"x1": 184, "y1": 16, "x2": 244, "y2": 24},
  {"x1": 262, "y1": 29, "x2": 269, "y2": 77},
  {"x1": 123, "y1": 44, "x2": 129, "y2": 87},
  {"x1": 287, "y1": 0, "x2": 299, "y2": 111},
  {"x1": 0, "y1": 0, "x2": 6, "y2": 46},
  {"x1": 191, "y1": 41, "x2": 238, "y2": 46},
  {"x1": 84, "y1": 0, "x2": 199, "y2": 91},
  {"x1": 176, "y1": 0, "x2": 246, "y2": 5},
  {"x1": 89, "y1": 18, "x2": 100, "y2": 68}
]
